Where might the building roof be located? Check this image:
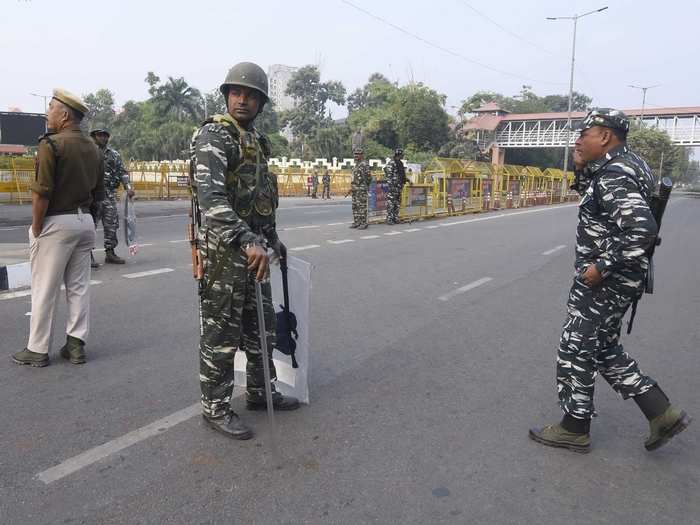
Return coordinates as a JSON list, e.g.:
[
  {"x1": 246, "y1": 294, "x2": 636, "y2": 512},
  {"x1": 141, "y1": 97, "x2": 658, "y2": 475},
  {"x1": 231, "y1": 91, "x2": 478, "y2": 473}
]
[
  {"x1": 0, "y1": 144, "x2": 29, "y2": 155},
  {"x1": 473, "y1": 102, "x2": 509, "y2": 113},
  {"x1": 464, "y1": 114, "x2": 503, "y2": 131}
]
